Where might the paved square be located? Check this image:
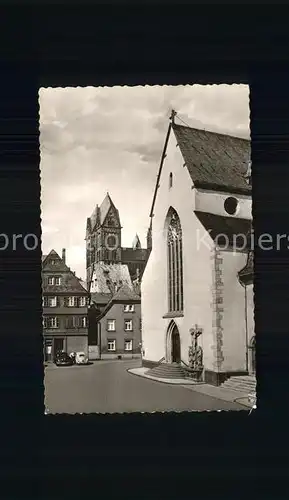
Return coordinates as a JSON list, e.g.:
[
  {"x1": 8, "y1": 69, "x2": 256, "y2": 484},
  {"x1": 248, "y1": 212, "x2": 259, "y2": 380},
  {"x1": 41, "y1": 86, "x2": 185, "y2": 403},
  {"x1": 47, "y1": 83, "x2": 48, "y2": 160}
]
[{"x1": 44, "y1": 360, "x2": 244, "y2": 414}]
